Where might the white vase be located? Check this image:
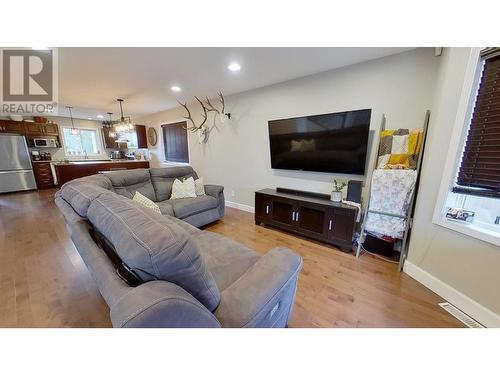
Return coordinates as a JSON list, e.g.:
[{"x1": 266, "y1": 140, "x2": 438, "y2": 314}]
[{"x1": 330, "y1": 191, "x2": 342, "y2": 202}]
